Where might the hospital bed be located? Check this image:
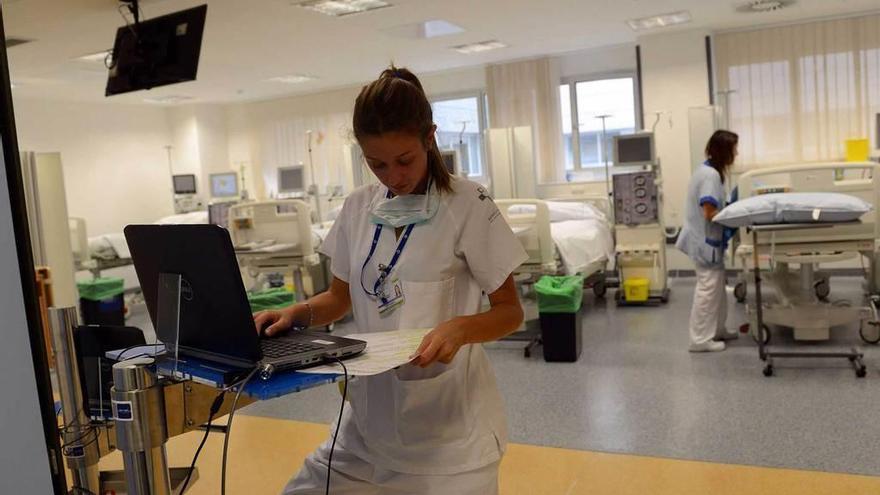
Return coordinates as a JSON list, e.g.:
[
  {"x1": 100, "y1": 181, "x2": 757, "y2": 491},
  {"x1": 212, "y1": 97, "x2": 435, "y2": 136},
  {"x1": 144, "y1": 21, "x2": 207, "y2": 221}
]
[
  {"x1": 495, "y1": 195, "x2": 615, "y2": 298},
  {"x1": 228, "y1": 200, "x2": 331, "y2": 299},
  {"x1": 731, "y1": 162, "x2": 880, "y2": 346},
  {"x1": 72, "y1": 212, "x2": 209, "y2": 282},
  {"x1": 71, "y1": 206, "x2": 334, "y2": 301}
]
